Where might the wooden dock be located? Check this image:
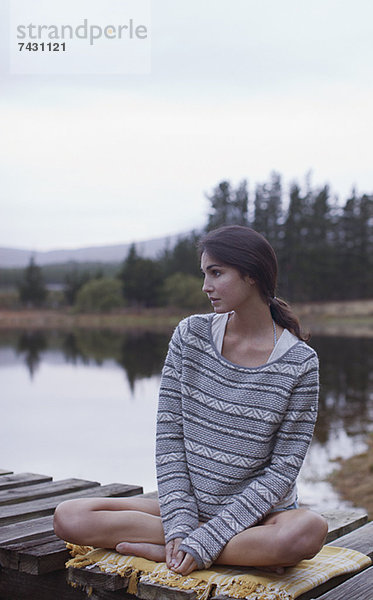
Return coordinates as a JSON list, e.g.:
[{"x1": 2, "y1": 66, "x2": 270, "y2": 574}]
[
  {"x1": 0, "y1": 468, "x2": 142, "y2": 599},
  {"x1": 0, "y1": 468, "x2": 372, "y2": 600}
]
